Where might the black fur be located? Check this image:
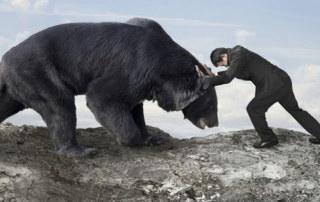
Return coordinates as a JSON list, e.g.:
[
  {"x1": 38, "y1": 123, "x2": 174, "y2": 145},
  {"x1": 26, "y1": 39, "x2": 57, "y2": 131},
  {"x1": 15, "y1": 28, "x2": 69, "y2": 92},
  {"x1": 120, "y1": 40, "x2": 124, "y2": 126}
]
[
  {"x1": 0, "y1": 18, "x2": 214, "y2": 157},
  {"x1": 182, "y1": 87, "x2": 219, "y2": 129}
]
